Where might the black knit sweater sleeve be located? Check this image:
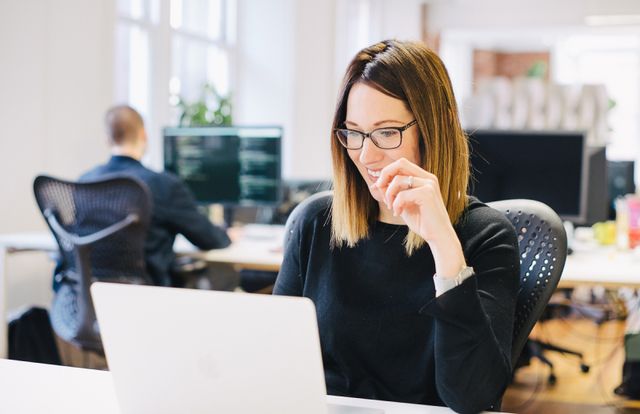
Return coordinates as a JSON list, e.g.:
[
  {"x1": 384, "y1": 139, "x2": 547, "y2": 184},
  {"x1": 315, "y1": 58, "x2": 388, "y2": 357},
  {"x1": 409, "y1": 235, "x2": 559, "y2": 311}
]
[{"x1": 419, "y1": 203, "x2": 519, "y2": 413}]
